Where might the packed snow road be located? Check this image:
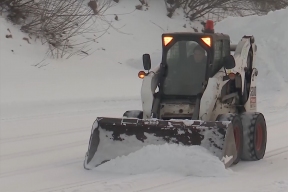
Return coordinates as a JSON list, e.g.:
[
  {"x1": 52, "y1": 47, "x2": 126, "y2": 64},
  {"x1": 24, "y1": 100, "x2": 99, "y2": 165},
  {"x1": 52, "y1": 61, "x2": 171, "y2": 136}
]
[
  {"x1": 0, "y1": 99, "x2": 140, "y2": 191},
  {"x1": 0, "y1": 98, "x2": 287, "y2": 192}
]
